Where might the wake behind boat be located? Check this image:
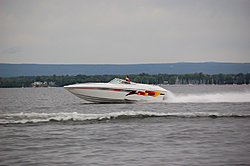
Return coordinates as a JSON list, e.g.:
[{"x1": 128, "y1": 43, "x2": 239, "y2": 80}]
[{"x1": 64, "y1": 78, "x2": 167, "y2": 103}]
